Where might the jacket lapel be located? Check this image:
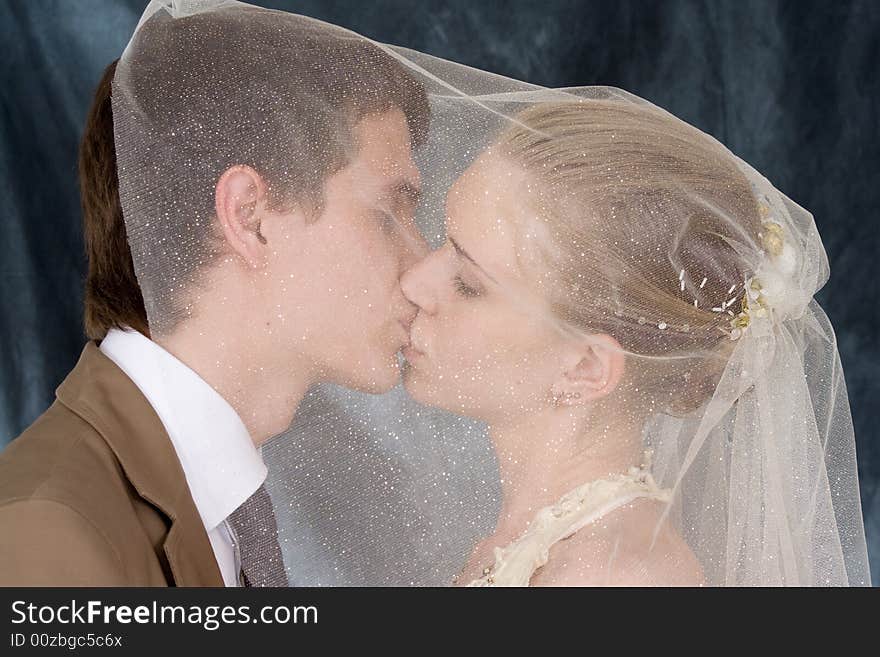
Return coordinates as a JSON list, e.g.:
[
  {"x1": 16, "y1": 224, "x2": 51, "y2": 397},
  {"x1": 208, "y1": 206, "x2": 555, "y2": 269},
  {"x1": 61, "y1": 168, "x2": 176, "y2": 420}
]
[{"x1": 56, "y1": 342, "x2": 225, "y2": 587}]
